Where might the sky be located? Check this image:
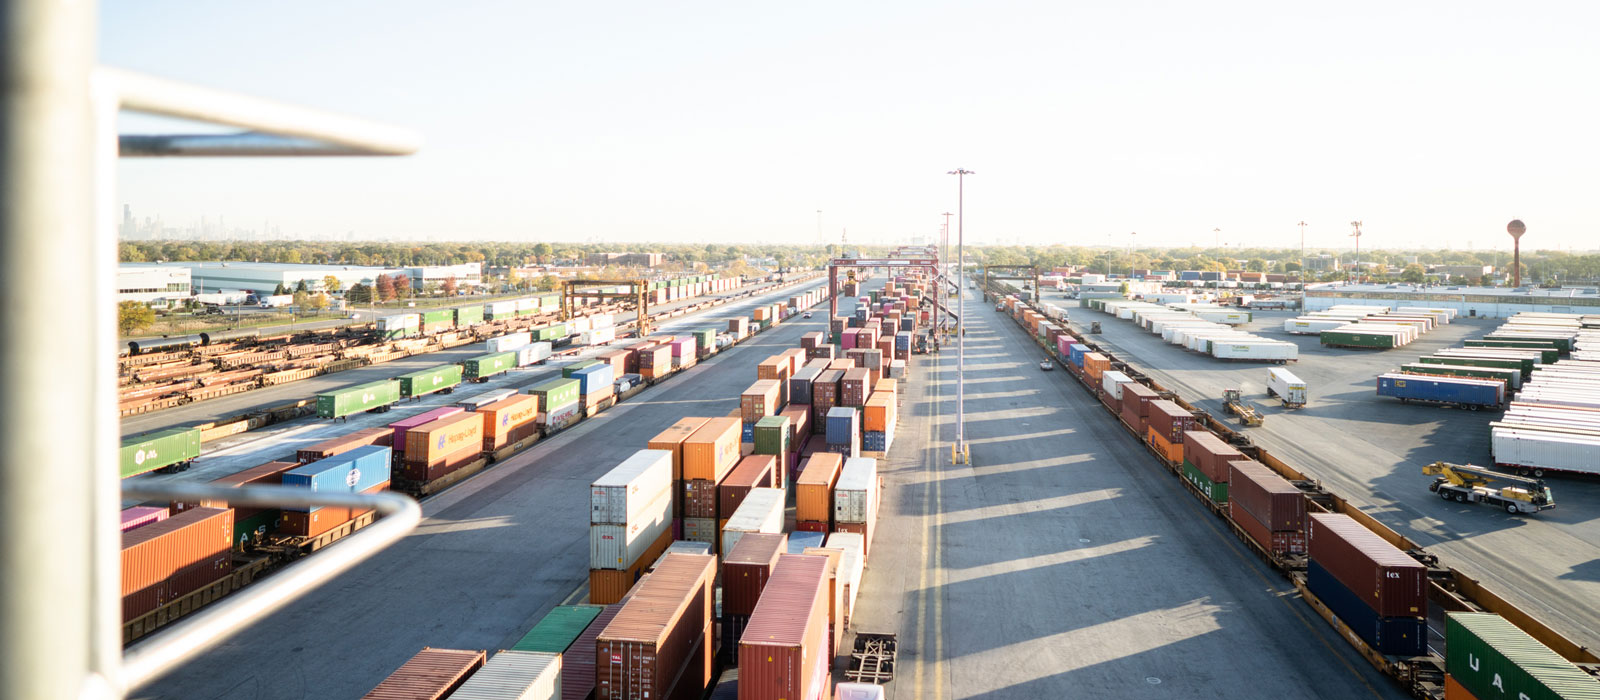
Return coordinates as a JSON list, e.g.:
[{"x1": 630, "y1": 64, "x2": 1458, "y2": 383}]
[{"x1": 103, "y1": 1, "x2": 1600, "y2": 251}]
